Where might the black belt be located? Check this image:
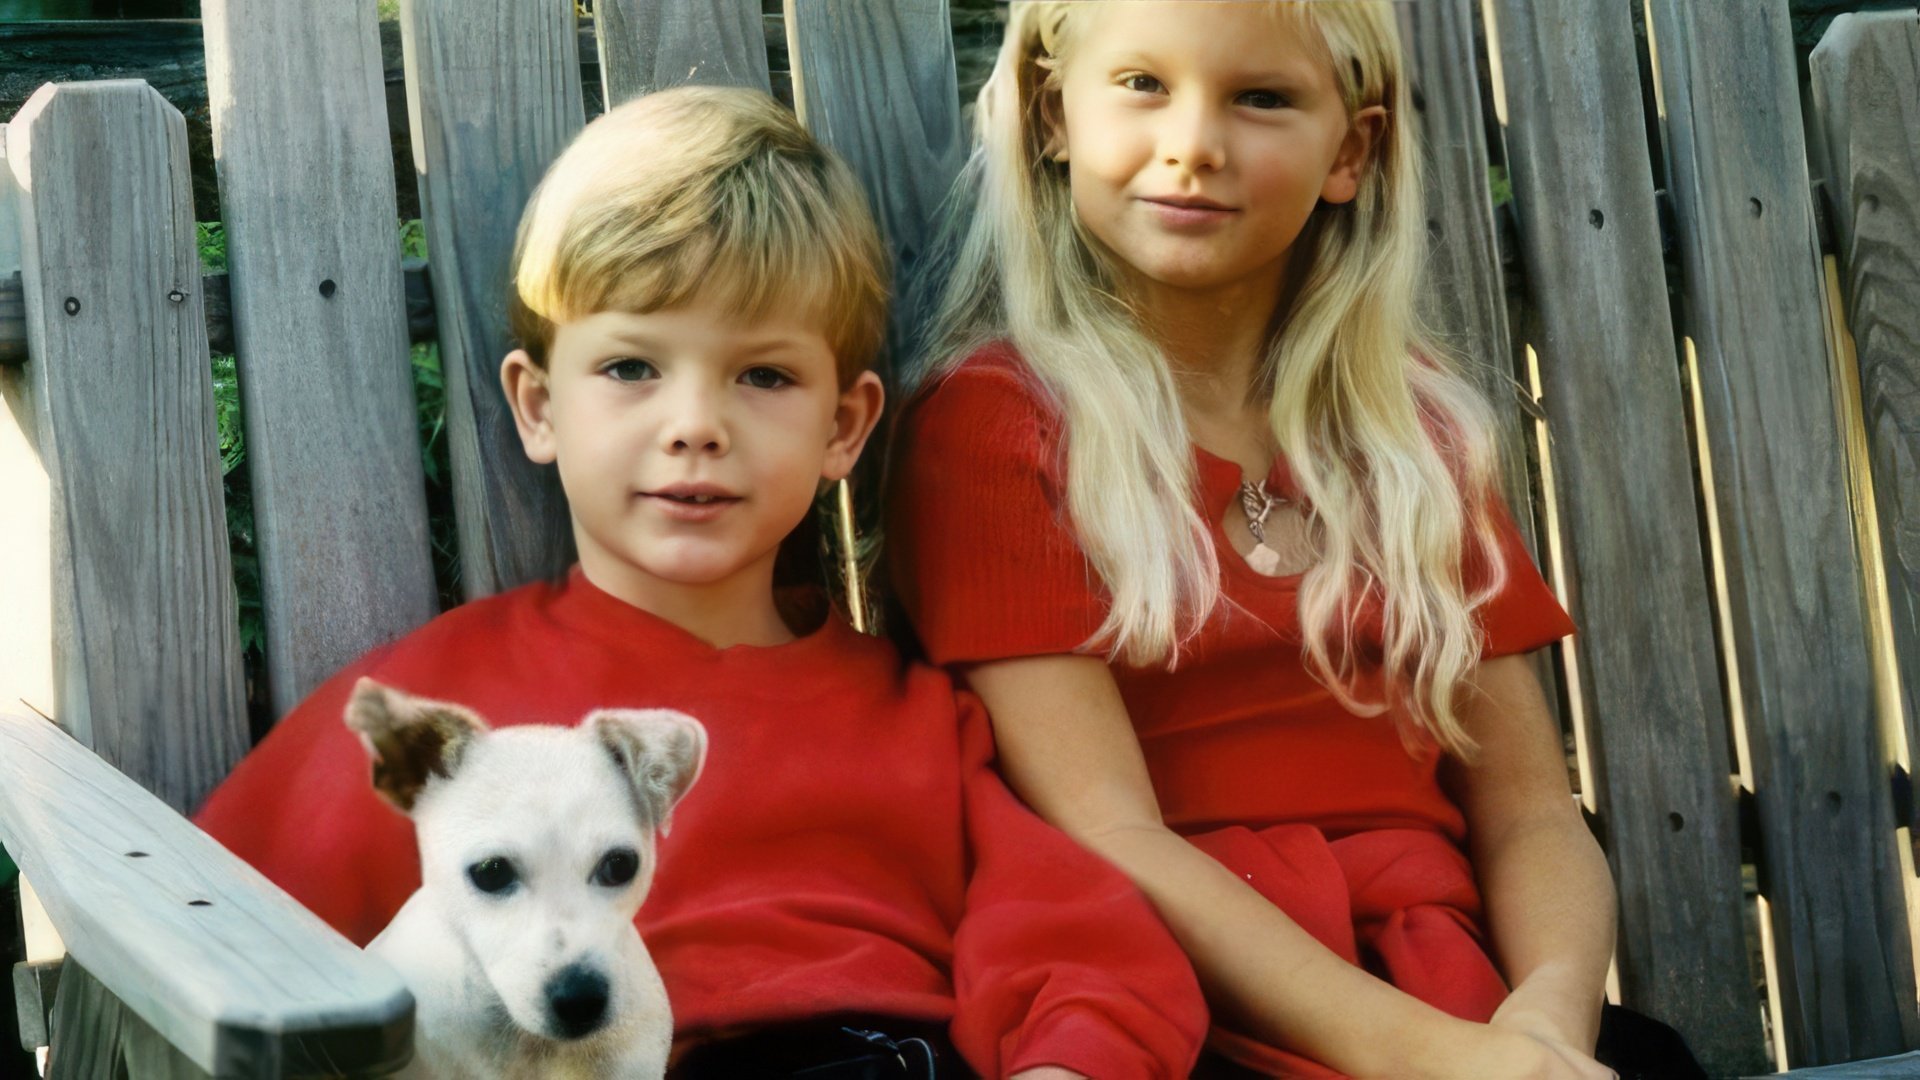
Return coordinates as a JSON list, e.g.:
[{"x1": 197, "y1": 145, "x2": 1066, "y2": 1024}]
[{"x1": 672, "y1": 1014, "x2": 961, "y2": 1080}]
